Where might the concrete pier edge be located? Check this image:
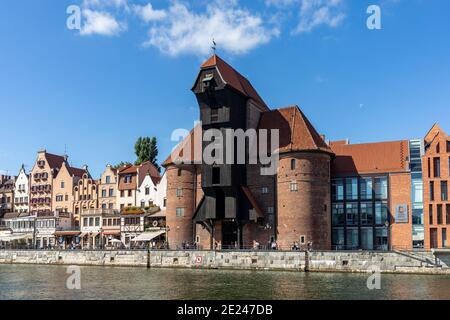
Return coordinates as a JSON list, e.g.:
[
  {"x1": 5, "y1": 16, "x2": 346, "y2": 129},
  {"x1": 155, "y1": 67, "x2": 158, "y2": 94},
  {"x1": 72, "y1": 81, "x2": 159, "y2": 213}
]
[{"x1": 0, "y1": 250, "x2": 449, "y2": 275}]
